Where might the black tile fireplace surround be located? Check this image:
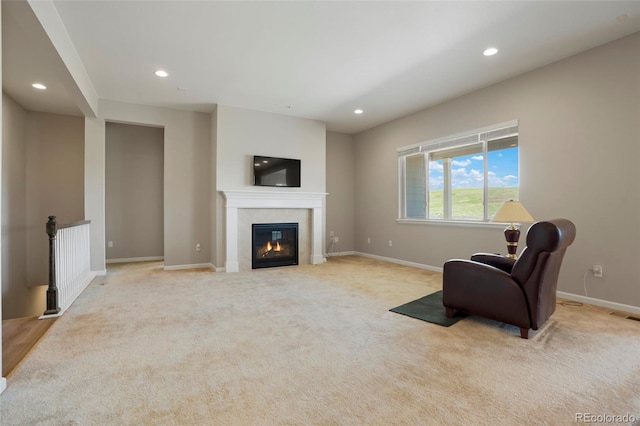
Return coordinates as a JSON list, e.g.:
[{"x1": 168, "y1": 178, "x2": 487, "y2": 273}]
[{"x1": 252, "y1": 222, "x2": 299, "y2": 269}]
